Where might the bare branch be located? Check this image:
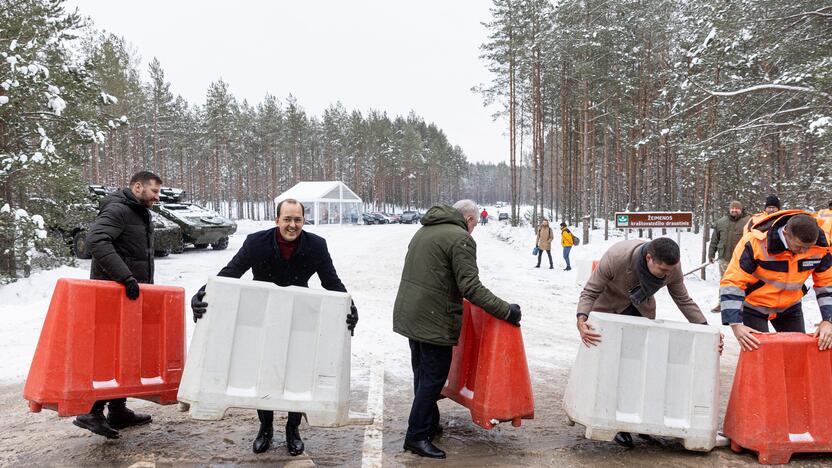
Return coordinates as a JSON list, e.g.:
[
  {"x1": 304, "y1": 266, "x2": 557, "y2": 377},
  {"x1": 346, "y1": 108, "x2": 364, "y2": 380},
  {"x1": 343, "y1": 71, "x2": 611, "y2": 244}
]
[{"x1": 702, "y1": 84, "x2": 832, "y2": 101}]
